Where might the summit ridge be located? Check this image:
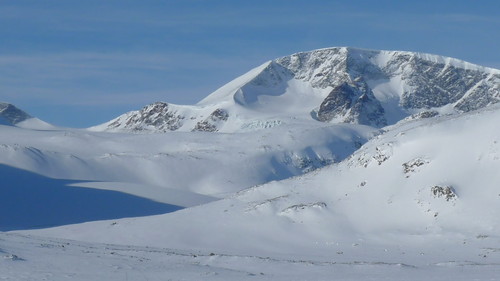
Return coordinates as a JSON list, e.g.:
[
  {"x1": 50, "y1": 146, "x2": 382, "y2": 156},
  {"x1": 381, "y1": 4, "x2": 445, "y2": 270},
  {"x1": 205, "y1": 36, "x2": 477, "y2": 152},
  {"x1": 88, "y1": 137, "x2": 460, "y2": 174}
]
[{"x1": 93, "y1": 47, "x2": 500, "y2": 133}]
